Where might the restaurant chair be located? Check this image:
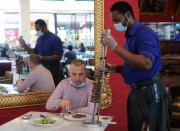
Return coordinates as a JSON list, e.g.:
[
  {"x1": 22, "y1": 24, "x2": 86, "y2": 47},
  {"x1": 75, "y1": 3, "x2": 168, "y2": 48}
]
[
  {"x1": 169, "y1": 87, "x2": 180, "y2": 128},
  {"x1": 89, "y1": 58, "x2": 94, "y2": 66},
  {"x1": 0, "y1": 71, "x2": 12, "y2": 80},
  {"x1": 160, "y1": 62, "x2": 180, "y2": 129},
  {"x1": 0, "y1": 71, "x2": 13, "y2": 84},
  {"x1": 86, "y1": 69, "x2": 94, "y2": 80}
]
